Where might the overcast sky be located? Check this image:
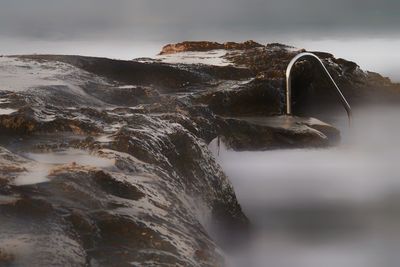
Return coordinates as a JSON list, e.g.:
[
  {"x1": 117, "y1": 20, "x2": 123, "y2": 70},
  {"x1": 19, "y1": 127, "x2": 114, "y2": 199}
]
[
  {"x1": 1, "y1": 0, "x2": 399, "y2": 41},
  {"x1": 0, "y1": 0, "x2": 399, "y2": 80}
]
